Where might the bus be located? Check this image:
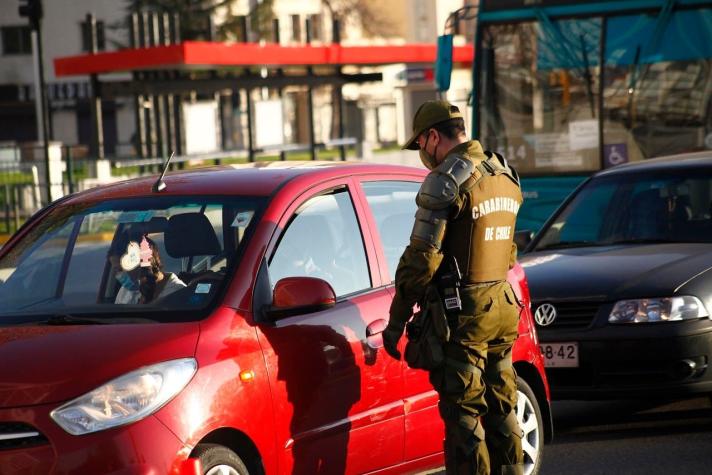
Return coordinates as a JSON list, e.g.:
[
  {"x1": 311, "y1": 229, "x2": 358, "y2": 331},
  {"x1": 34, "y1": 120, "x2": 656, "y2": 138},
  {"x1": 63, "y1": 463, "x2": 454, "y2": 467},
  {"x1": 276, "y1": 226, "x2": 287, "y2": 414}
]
[{"x1": 449, "y1": 0, "x2": 712, "y2": 232}]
